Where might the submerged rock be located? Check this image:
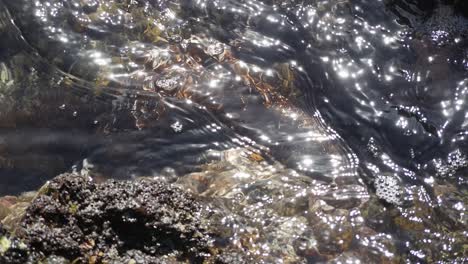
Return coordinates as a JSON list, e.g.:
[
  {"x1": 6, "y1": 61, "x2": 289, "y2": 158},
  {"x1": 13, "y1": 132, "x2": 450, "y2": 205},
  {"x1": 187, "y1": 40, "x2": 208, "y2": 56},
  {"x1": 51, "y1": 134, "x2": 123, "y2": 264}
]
[
  {"x1": 0, "y1": 173, "x2": 244, "y2": 263},
  {"x1": 176, "y1": 148, "x2": 374, "y2": 262}
]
